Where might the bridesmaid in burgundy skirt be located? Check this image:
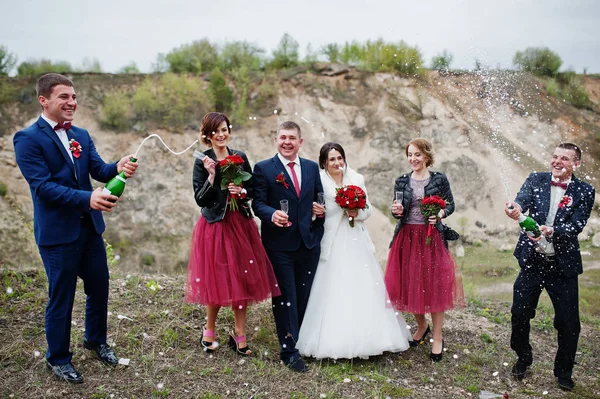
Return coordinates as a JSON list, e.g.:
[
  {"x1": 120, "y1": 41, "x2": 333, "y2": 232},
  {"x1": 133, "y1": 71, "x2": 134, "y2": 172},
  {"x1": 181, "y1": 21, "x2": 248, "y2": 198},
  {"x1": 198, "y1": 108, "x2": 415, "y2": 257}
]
[
  {"x1": 185, "y1": 112, "x2": 280, "y2": 356},
  {"x1": 384, "y1": 138, "x2": 464, "y2": 362}
]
